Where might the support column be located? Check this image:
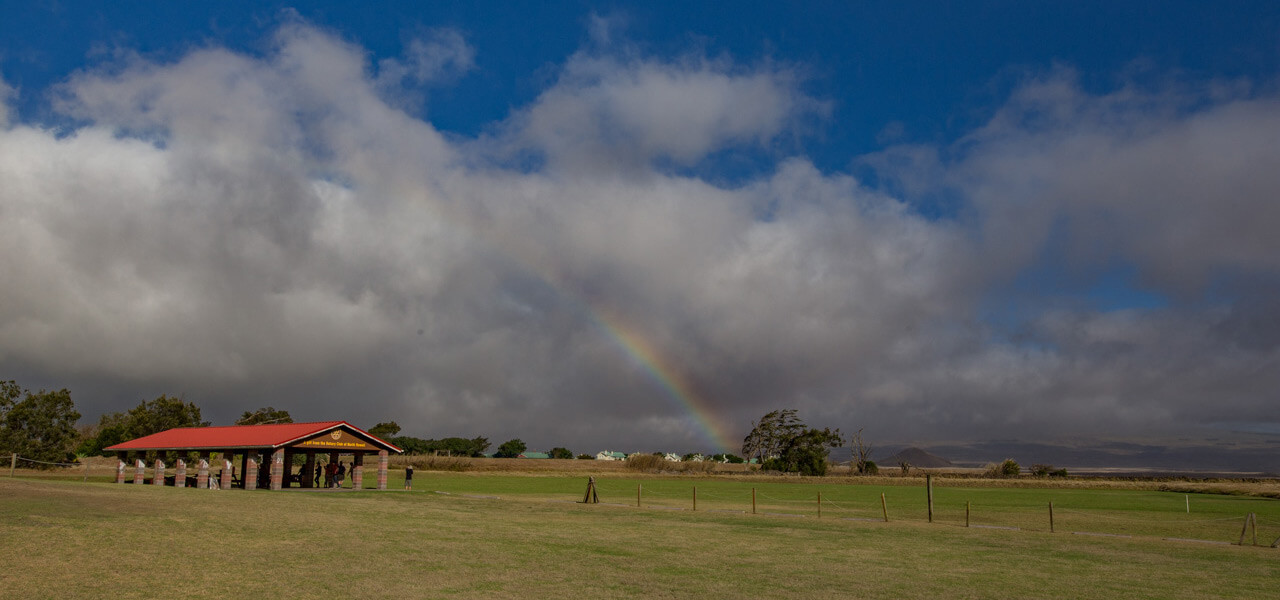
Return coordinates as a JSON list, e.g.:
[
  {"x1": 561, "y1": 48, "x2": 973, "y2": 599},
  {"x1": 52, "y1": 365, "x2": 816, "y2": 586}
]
[
  {"x1": 220, "y1": 453, "x2": 234, "y2": 490},
  {"x1": 270, "y1": 448, "x2": 284, "y2": 491},
  {"x1": 115, "y1": 452, "x2": 127, "y2": 484},
  {"x1": 245, "y1": 453, "x2": 259, "y2": 491},
  {"x1": 134, "y1": 457, "x2": 146, "y2": 485},
  {"x1": 352, "y1": 454, "x2": 364, "y2": 490},
  {"x1": 153, "y1": 458, "x2": 165, "y2": 486},
  {"x1": 240, "y1": 452, "x2": 250, "y2": 489},
  {"x1": 174, "y1": 457, "x2": 186, "y2": 488},
  {"x1": 377, "y1": 450, "x2": 389, "y2": 491},
  {"x1": 303, "y1": 452, "x2": 316, "y2": 489},
  {"x1": 197, "y1": 452, "x2": 210, "y2": 489}
]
